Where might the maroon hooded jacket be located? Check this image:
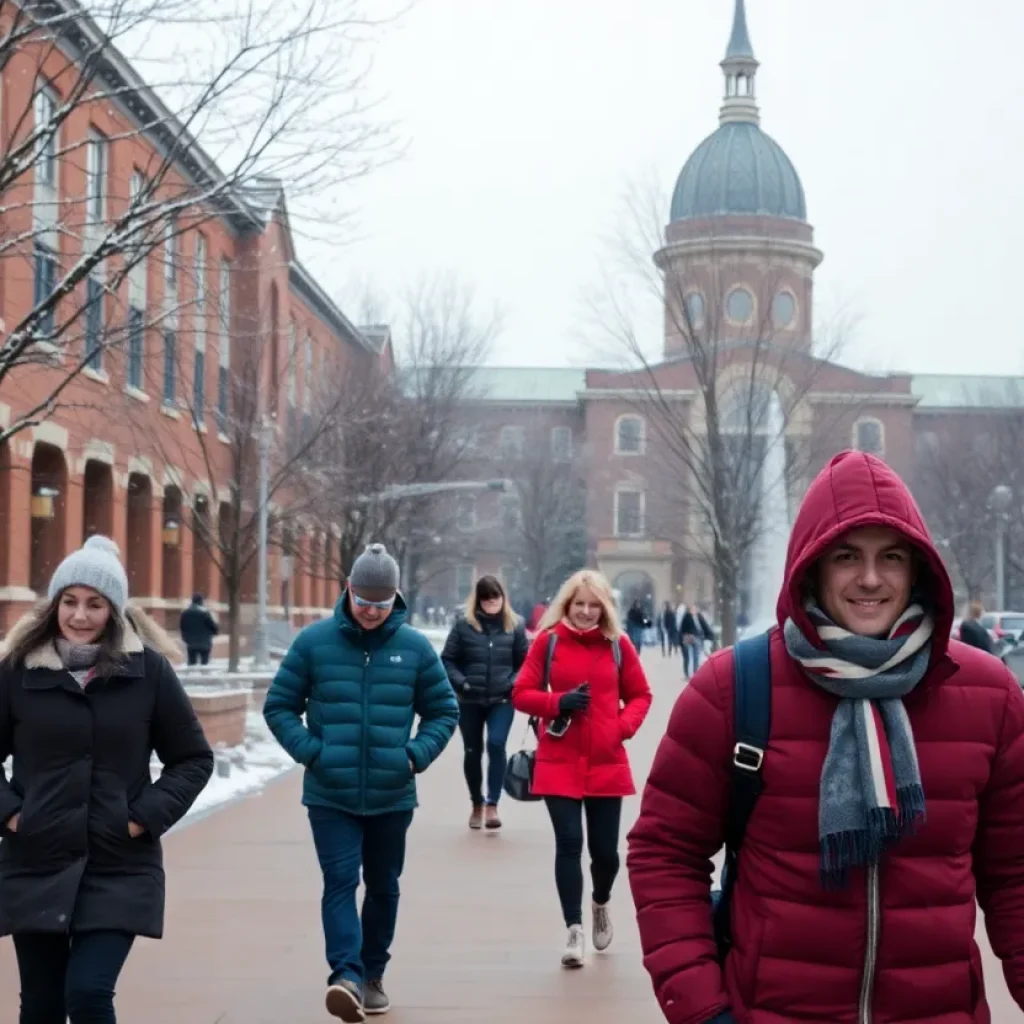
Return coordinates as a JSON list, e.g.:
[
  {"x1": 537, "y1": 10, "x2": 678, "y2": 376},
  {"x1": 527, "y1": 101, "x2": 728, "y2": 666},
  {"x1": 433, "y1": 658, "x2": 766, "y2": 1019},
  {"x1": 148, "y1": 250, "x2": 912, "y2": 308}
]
[{"x1": 627, "y1": 451, "x2": 1024, "y2": 1024}]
